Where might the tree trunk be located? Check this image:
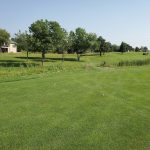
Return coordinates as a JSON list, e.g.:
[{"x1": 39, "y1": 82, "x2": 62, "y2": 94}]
[
  {"x1": 99, "y1": 43, "x2": 102, "y2": 56},
  {"x1": 42, "y1": 49, "x2": 45, "y2": 66},
  {"x1": 77, "y1": 53, "x2": 80, "y2": 61},
  {"x1": 62, "y1": 51, "x2": 64, "y2": 62},
  {"x1": 27, "y1": 50, "x2": 29, "y2": 61},
  {"x1": 99, "y1": 49, "x2": 102, "y2": 56}
]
